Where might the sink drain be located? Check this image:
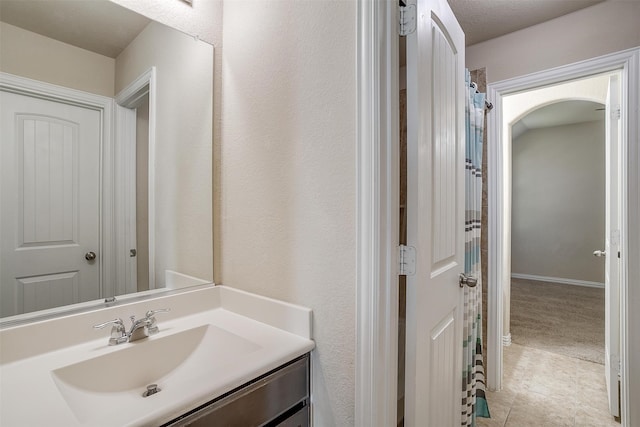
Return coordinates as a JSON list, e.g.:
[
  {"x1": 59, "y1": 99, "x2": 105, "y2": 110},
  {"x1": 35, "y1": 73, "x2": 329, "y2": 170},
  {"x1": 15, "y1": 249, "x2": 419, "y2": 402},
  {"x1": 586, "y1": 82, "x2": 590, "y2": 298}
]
[{"x1": 142, "y1": 384, "x2": 161, "y2": 397}]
